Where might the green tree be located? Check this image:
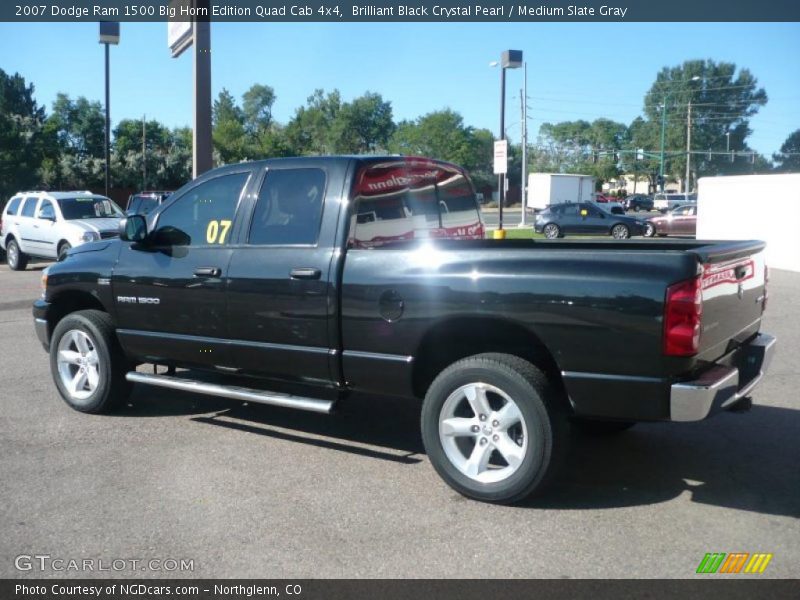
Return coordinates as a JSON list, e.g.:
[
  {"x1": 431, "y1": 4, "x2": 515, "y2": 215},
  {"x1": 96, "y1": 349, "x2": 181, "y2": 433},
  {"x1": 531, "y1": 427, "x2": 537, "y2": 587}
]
[
  {"x1": 112, "y1": 119, "x2": 191, "y2": 189},
  {"x1": 0, "y1": 69, "x2": 47, "y2": 201},
  {"x1": 40, "y1": 93, "x2": 106, "y2": 189},
  {"x1": 643, "y1": 59, "x2": 768, "y2": 184},
  {"x1": 242, "y1": 84, "x2": 276, "y2": 135},
  {"x1": 535, "y1": 118, "x2": 626, "y2": 185},
  {"x1": 287, "y1": 89, "x2": 393, "y2": 155},
  {"x1": 329, "y1": 92, "x2": 394, "y2": 153},
  {"x1": 212, "y1": 88, "x2": 247, "y2": 164},
  {"x1": 773, "y1": 129, "x2": 800, "y2": 172},
  {"x1": 286, "y1": 89, "x2": 342, "y2": 154}
]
